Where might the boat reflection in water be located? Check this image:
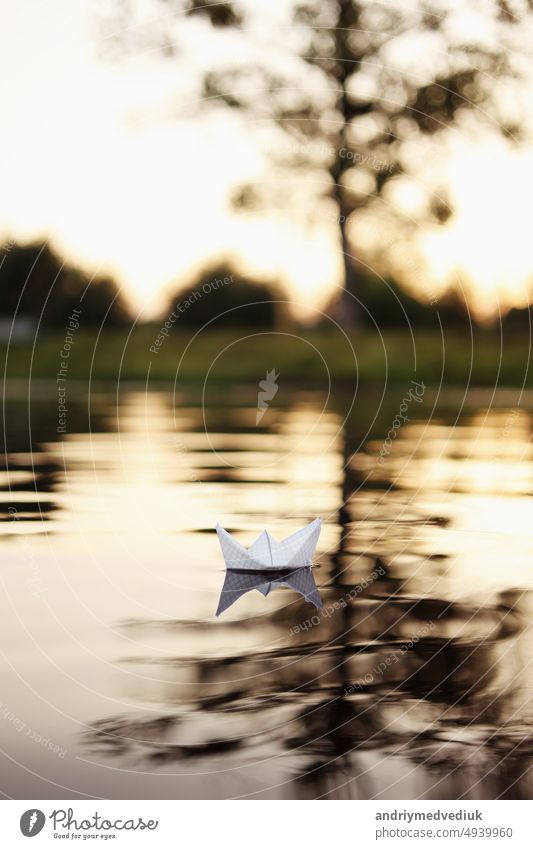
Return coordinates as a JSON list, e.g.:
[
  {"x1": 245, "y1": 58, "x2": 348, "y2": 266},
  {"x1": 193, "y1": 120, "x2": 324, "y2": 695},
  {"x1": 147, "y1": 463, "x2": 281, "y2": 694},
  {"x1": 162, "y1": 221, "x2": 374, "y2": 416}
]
[{"x1": 1, "y1": 387, "x2": 532, "y2": 798}]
